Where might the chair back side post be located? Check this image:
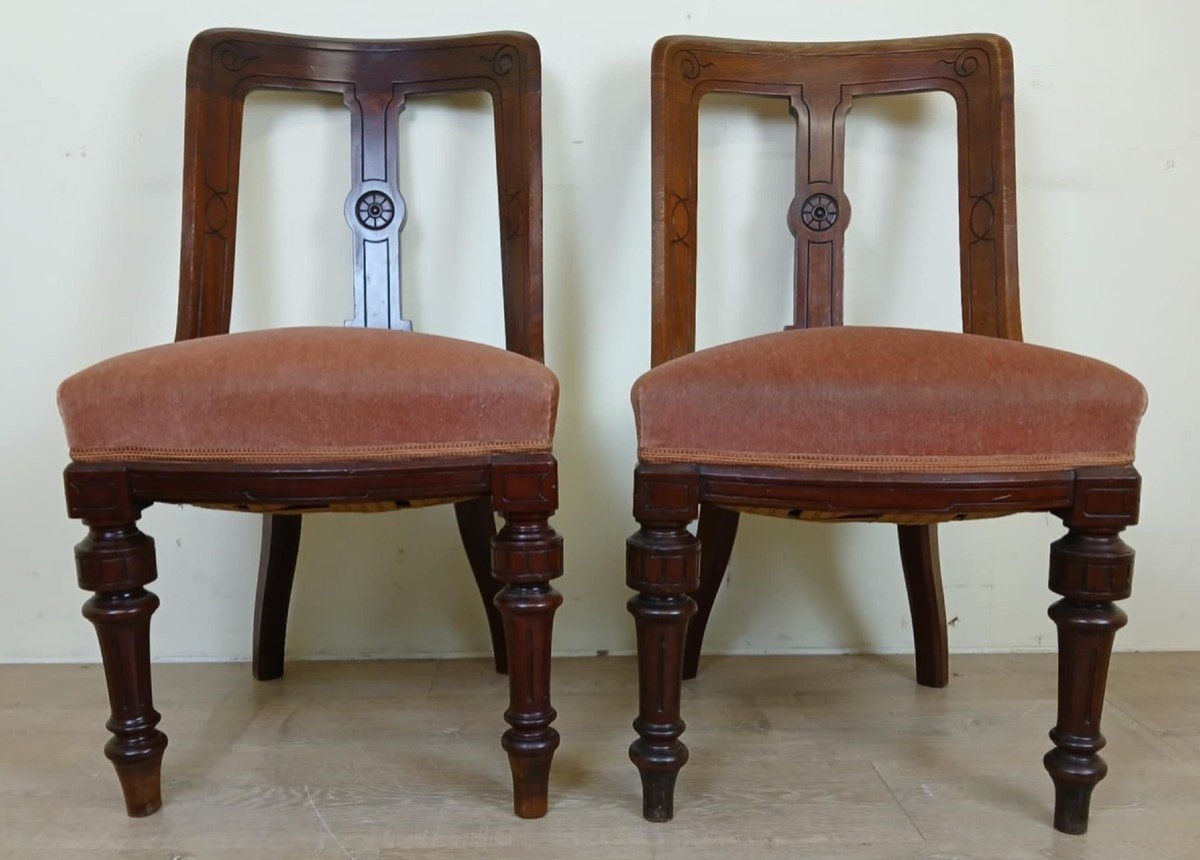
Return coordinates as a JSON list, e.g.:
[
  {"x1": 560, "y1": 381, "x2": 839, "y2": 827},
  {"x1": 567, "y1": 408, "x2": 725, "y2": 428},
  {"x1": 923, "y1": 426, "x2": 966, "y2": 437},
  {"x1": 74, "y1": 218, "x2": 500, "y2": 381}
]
[
  {"x1": 175, "y1": 29, "x2": 544, "y2": 360},
  {"x1": 650, "y1": 34, "x2": 1021, "y2": 367}
]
